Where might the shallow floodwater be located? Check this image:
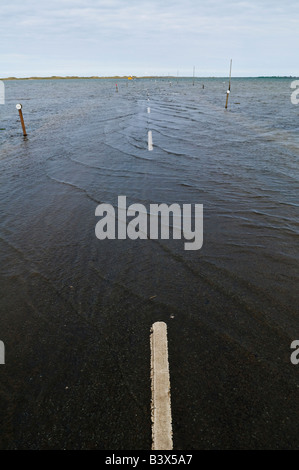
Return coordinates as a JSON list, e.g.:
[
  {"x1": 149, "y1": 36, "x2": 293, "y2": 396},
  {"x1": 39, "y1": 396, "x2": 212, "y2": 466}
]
[{"x1": 0, "y1": 78, "x2": 298, "y2": 450}]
